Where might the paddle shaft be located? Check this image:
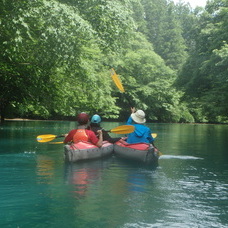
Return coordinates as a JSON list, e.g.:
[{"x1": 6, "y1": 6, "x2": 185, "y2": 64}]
[{"x1": 37, "y1": 125, "x2": 134, "y2": 143}]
